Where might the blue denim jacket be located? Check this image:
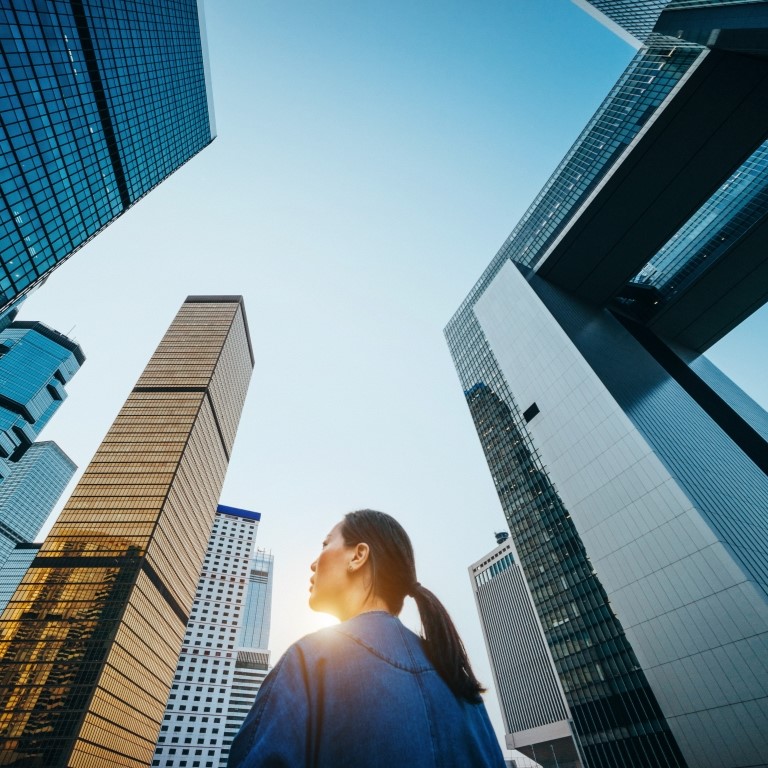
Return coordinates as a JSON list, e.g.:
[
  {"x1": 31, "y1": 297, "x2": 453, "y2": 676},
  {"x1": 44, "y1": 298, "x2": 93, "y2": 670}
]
[{"x1": 229, "y1": 611, "x2": 506, "y2": 767}]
